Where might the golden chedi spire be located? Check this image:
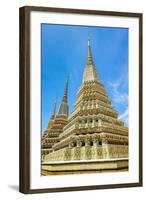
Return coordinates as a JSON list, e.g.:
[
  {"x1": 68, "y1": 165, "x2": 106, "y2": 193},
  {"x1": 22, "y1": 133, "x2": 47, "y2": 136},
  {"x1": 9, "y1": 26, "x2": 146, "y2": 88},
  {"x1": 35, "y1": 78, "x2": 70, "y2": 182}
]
[
  {"x1": 50, "y1": 97, "x2": 58, "y2": 120},
  {"x1": 82, "y1": 33, "x2": 99, "y2": 83},
  {"x1": 58, "y1": 78, "x2": 69, "y2": 117}
]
